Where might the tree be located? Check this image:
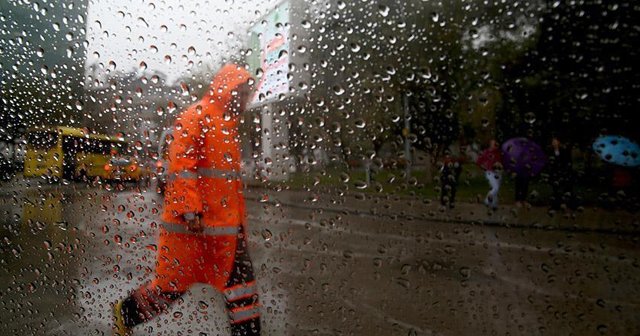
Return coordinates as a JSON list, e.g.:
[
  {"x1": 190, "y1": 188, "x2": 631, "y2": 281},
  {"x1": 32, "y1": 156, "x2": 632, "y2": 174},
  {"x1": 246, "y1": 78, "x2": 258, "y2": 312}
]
[{"x1": 499, "y1": 0, "x2": 639, "y2": 146}]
